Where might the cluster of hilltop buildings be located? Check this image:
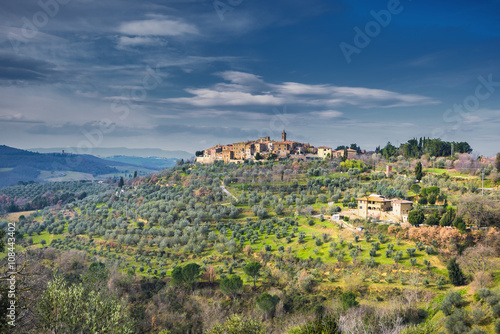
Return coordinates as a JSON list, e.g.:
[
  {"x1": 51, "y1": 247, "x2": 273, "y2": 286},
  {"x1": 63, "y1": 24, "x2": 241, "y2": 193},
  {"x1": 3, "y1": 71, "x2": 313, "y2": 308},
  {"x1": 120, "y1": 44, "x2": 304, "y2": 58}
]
[{"x1": 196, "y1": 131, "x2": 360, "y2": 164}]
